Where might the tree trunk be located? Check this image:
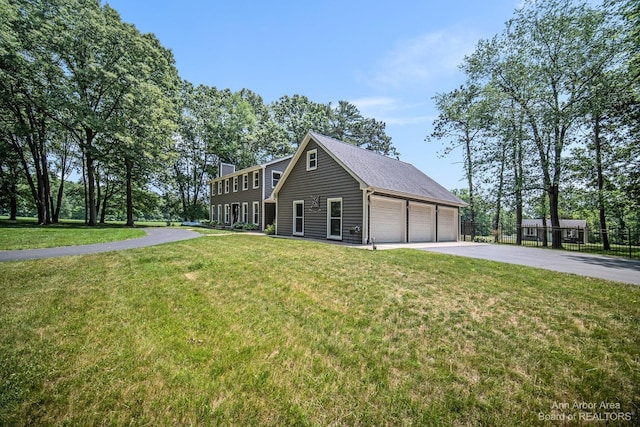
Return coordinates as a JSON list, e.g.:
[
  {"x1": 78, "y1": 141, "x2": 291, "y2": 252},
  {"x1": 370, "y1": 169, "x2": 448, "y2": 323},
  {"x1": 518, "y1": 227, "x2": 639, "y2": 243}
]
[
  {"x1": 493, "y1": 144, "x2": 506, "y2": 243},
  {"x1": 84, "y1": 129, "x2": 98, "y2": 226},
  {"x1": 593, "y1": 116, "x2": 610, "y2": 250},
  {"x1": 126, "y1": 159, "x2": 134, "y2": 227},
  {"x1": 464, "y1": 130, "x2": 475, "y2": 240},
  {"x1": 548, "y1": 184, "x2": 562, "y2": 249}
]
